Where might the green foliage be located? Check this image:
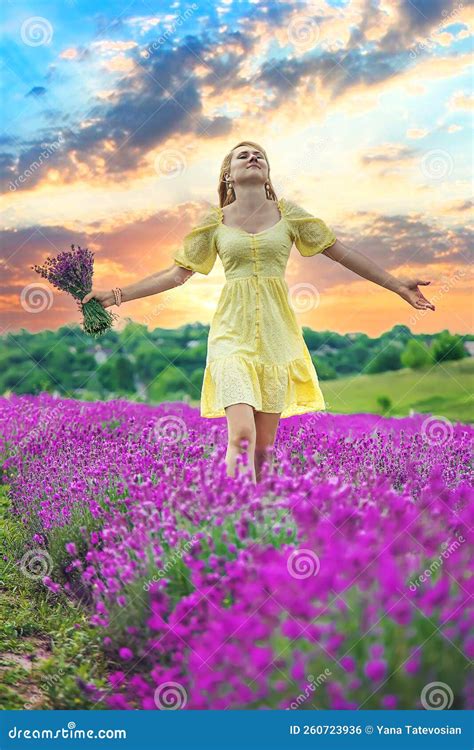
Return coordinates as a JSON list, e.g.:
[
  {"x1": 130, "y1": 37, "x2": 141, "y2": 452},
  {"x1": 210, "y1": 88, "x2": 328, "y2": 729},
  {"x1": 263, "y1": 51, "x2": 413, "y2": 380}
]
[
  {"x1": 190, "y1": 367, "x2": 205, "y2": 390},
  {"x1": 310, "y1": 356, "x2": 336, "y2": 380},
  {"x1": 364, "y1": 344, "x2": 402, "y2": 374},
  {"x1": 0, "y1": 323, "x2": 471, "y2": 403},
  {"x1": 0, "y1": 486, "x2": 107, "y2": 709},
  {"x1": 134, "y1": 343, "x2": 170, "y2": 380},
  {"x1": 401, "y1": 339, "x2": 433, "y2": 369},
  {"x1": 96, "y1": 359, "x2": 117, "y2": 392},
  {"x1": 431, "y1": 331, "x2": 466, "y2": 363},
  {"x1": 376, "y1": 395, "x2": 392, "y2": 415},
  {"x1": 148, "y1": 365, "x2": 198, "y2": 402},
  {"x1": 114, "y1": 355, "x2": 135, "y2": 393}
]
